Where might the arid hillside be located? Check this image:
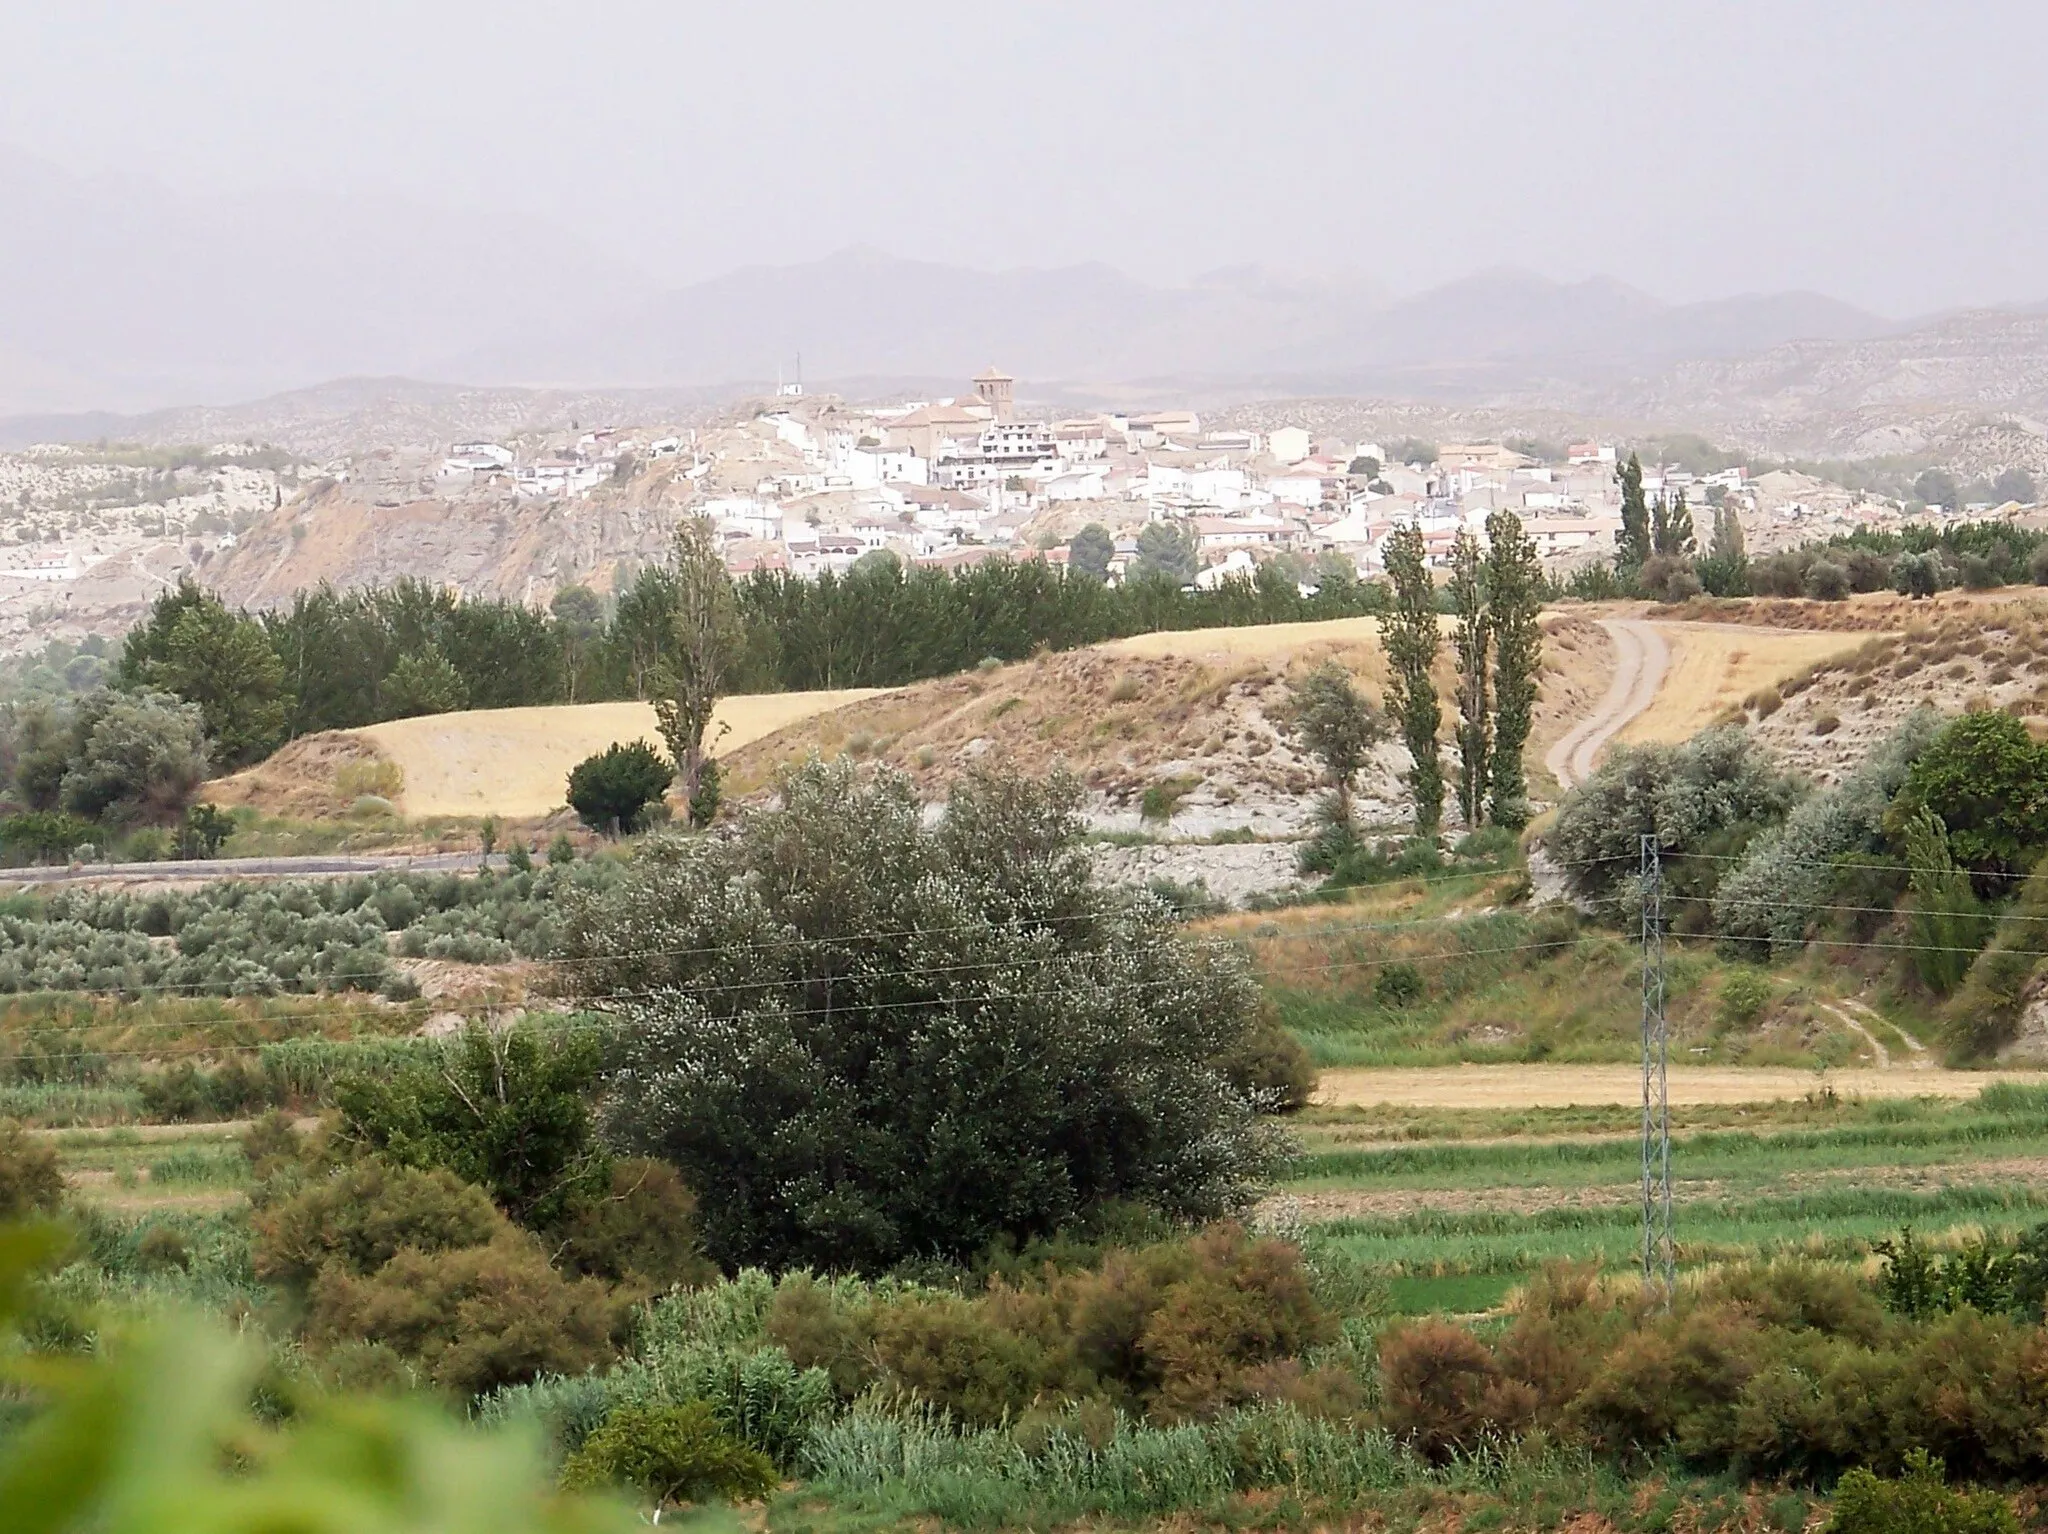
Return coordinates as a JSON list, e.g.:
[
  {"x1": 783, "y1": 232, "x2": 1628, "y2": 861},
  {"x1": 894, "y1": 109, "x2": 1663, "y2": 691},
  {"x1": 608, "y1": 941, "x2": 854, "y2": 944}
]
[{"x1": 722, "y1": 613, "x2": 1620, "y2": 834}]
